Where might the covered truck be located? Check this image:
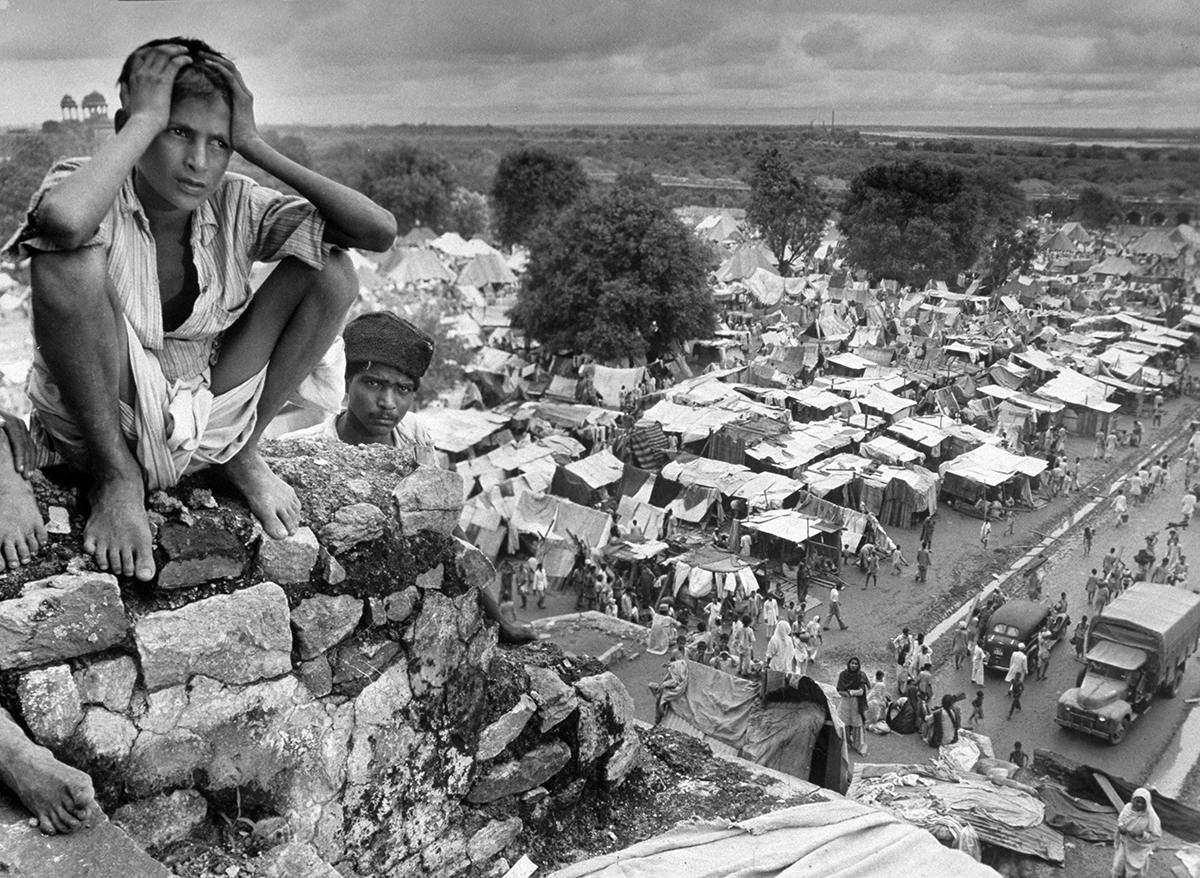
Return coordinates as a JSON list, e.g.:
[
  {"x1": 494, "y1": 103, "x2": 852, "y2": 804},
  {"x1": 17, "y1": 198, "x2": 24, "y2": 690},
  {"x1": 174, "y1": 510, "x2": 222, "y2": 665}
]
[{"x1": 1056, "y1": 582, "x2": 1200, "y2": 744}]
